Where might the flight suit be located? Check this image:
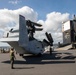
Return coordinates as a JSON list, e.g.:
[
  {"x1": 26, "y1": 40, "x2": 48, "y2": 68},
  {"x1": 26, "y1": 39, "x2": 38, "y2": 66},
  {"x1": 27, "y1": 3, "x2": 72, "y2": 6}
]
[{"x1": 10, "y1": 50, "x2": 15, "y2": 69}]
